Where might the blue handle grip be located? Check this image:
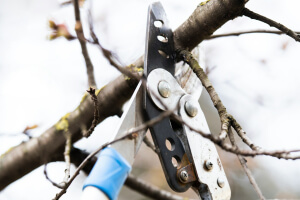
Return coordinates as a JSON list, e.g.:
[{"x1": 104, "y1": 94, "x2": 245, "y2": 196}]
[{"x1": 83, "y1": 147, "x2": 131, "y2": 200}]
